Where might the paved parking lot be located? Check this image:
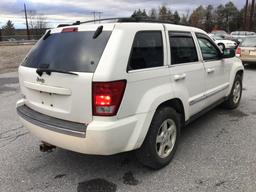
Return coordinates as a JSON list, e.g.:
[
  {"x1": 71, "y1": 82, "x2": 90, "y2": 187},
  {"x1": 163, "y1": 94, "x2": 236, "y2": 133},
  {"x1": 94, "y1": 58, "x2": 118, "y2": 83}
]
[{"x1": 0, "y1": 67, "x2": 256, "y2": 192}]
